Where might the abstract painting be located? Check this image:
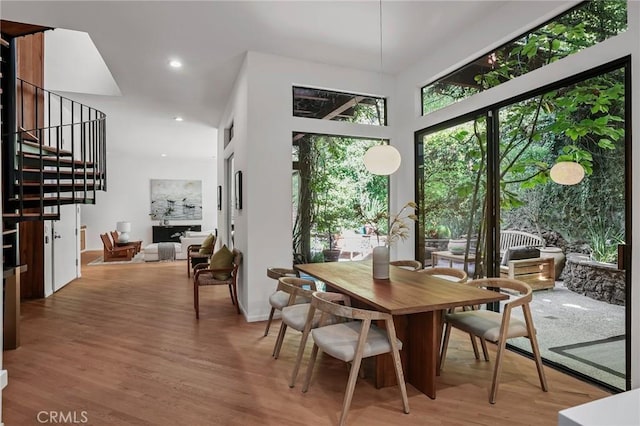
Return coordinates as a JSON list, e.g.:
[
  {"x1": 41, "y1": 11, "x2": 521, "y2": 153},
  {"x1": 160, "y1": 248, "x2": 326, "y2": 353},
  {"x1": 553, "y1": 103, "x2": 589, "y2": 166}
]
[{"x1": 150, "y1": 179, "x2": 202, "y2": 220}]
